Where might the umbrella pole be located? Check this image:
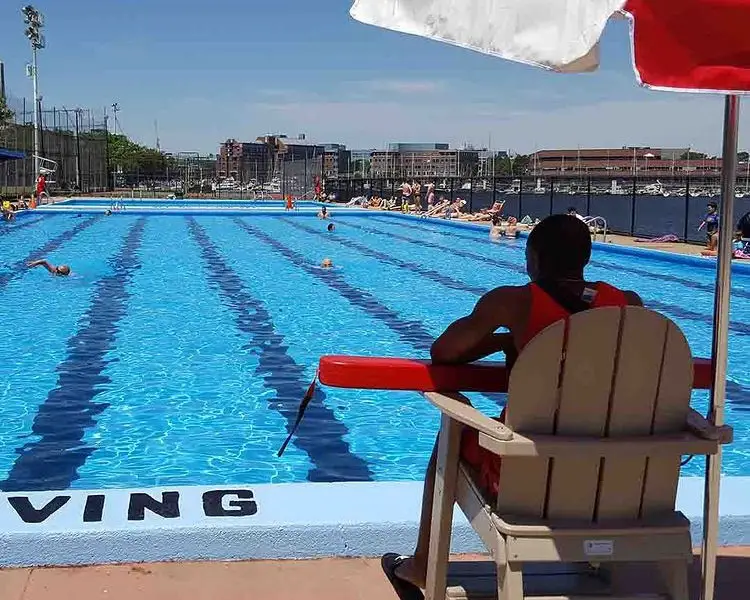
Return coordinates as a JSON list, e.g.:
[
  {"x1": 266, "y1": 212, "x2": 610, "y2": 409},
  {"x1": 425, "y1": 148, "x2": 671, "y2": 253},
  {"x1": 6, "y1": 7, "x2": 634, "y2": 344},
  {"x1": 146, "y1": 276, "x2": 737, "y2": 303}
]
[{"x1": 701, "y1": 94, "x2": 740, "y2": 600}]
